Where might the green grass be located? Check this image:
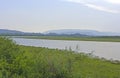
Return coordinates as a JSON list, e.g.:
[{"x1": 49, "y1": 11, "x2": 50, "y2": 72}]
[
  {"x1": 0, "y1": 37, "x2": 120, "y2": 78},
  {"x1": 14, "y1": 36, "x2": 120, "y2": 42}
]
